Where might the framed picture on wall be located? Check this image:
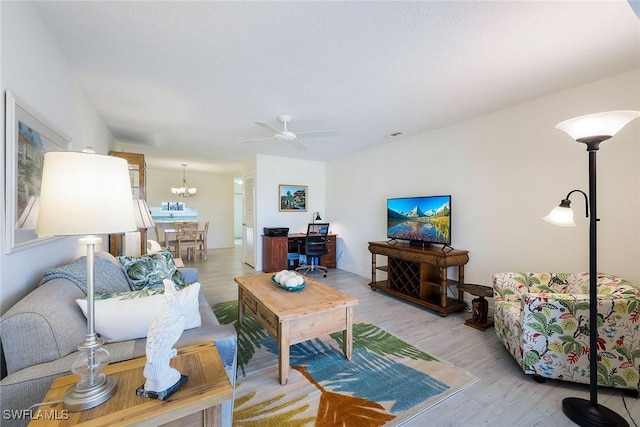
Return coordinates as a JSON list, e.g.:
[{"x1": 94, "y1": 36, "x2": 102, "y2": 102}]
[
  {"x1": 4, "y1": 91, "x2": 72, "y2": 253},
  {"x1": 279, "y1": 184, "x2": 307, "y2": 212}
]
